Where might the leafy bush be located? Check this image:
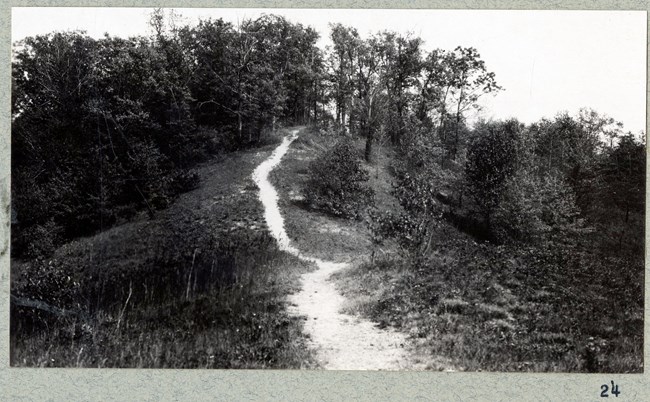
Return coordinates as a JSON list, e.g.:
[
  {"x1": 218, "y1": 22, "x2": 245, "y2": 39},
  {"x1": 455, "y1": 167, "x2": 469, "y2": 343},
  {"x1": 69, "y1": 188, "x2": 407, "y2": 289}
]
[
  {"x1": 462, "y1": 120, "x2": 590, "y2": 252},
  {"x1": 13, "y1": 220, "x2": 63, "y2": 259},
  {"x1": 368, "y1": 125, "x2": 456, "y2": 258},
  {"x1": 493, "y1": 172, "x2": 589, "y2": 252},
  {"x1": 303, "y1": 138, "x2": 374, "y2": 219},
  {"x1": 368, "y1": 209, "x2": 432, "y2": 257},
  {"x1": 368, "y1": 163, "x2": 446, "y2": 257}
]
